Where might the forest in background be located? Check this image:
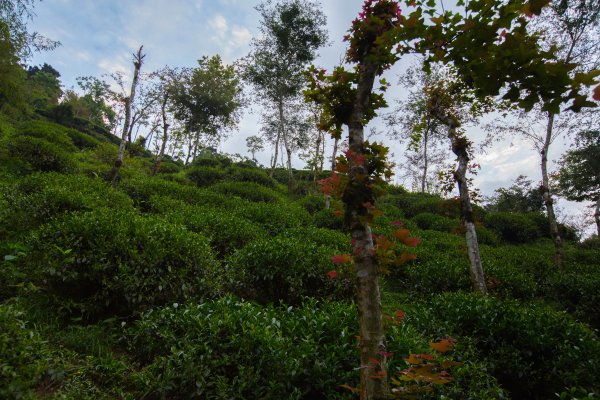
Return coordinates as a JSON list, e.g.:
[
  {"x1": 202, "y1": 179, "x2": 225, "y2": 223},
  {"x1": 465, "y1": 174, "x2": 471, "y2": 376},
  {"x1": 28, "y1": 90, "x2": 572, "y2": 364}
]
[{"x1": 1, "y1": 0, "x2": 600, "y2": 399}]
